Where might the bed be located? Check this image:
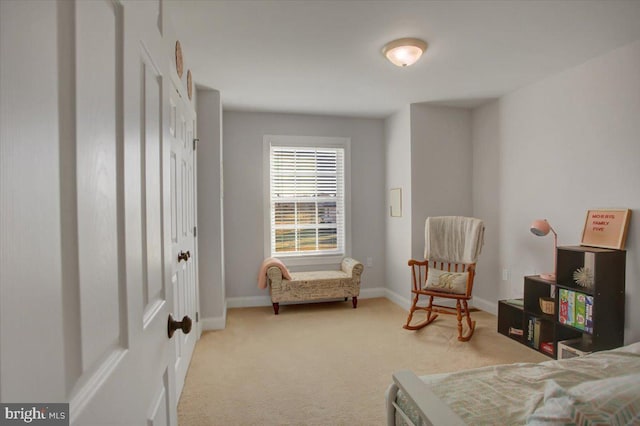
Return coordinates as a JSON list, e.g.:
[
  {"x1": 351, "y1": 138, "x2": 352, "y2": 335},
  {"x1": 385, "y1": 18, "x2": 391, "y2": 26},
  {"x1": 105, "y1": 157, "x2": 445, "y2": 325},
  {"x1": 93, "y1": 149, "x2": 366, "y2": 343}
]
[{"x1": 386, "y1": 342, "x2": 640, "y2": 425}]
